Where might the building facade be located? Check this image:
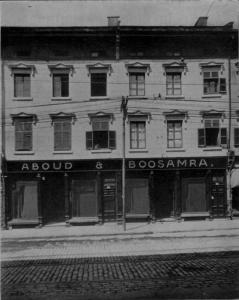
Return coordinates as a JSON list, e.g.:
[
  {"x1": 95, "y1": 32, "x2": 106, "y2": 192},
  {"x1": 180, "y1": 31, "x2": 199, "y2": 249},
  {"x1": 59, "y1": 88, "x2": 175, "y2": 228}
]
[{"x1": 1, "y1": 16, "x2": 238, "y2": 228}]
